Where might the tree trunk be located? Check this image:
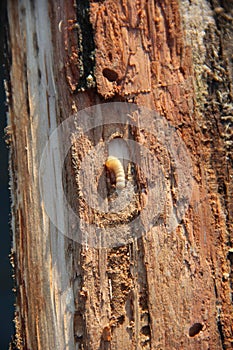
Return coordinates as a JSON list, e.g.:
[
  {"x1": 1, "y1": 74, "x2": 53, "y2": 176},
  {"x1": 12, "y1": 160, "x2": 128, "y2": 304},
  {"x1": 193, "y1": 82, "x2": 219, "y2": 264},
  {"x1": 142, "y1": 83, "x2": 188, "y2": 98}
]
[{"x1": 7, "y1": 0, "x2": 233, "y2": 349}]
